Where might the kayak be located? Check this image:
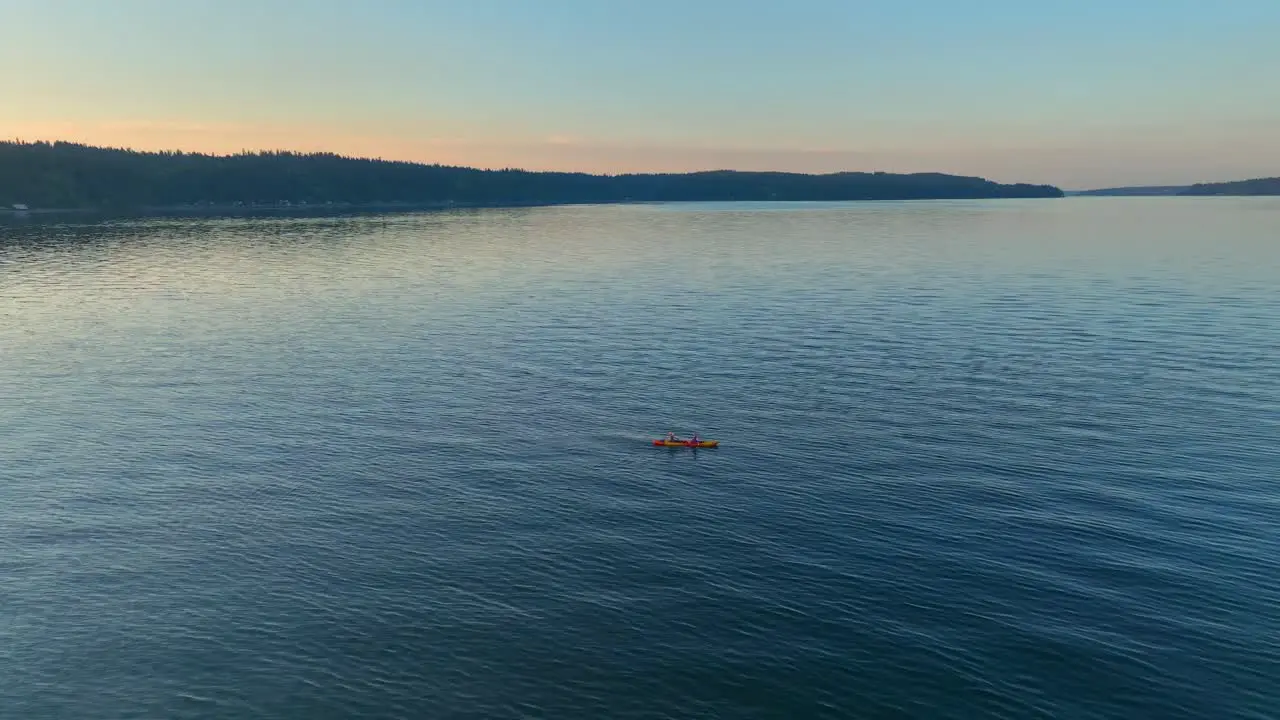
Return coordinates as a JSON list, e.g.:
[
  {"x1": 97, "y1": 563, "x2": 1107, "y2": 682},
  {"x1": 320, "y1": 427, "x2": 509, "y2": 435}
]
[{"x1": 653, "y1": 439, "x2": 719, "y2": 448}]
